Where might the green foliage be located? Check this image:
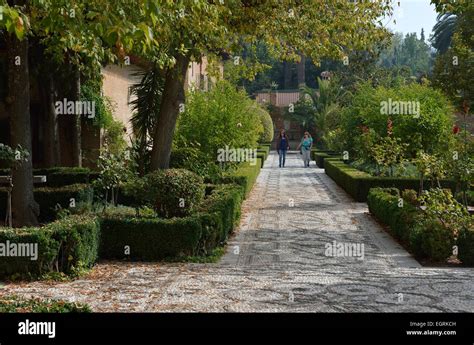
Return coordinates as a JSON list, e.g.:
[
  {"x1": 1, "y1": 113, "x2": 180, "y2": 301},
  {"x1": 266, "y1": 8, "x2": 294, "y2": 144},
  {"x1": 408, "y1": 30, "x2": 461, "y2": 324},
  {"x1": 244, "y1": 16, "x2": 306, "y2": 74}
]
[
  {"x1": 219, "y1": 160, "x2": 262, "y2": 198},
  {"x1": 371, "y1": 136, "x2": 408, "y2": 177},
  {"x1": 93, "y1": 150, "x2": 133, "y2": 207},
  {"x1": 0, "y1": 215, "x2": 100, "y2": 279},
  {"x1": 257, "y1": 106, "x2": 274, "y2": 143},
  {"x1": 169, "y1": 147, "x2": 222, "y2": 183},
  {"x1": 100, "y1": 184, "x2": 245, "y2": 260},
  {"x1": 342, "y1": 82, "x2": 454, "y2": 158},
  {"x1": 0, "y1": 144, "x2": 29, "y2": 170},
  {"x1": 378, "y1": 32, "x2": 433, "y2": 76},
  {"x1": 143, "y1": 169, "x2": 205, "y2": 218},
  {"x1": 413, "y1": 217, "x2": 455, "y2": 261},
  {"x1": 0, "y1": 295, "x2": 91, "y2": 313},
  {"x1": 431, "y1": 2, "x2": 473, "y2": 109},
  {"x1": 0, "y1": 184, "x2": 93, "y2": 223},
  {"x1": 325, "y1": 159, "x2": 455, "y2": 202},
  {"x1": 458, "y1": 227, "x2": 474, "y2": 265},
  {"x1": 99, "y1": 212, "x2": 203, "y2": 260},
  {"x1": 419, "y1": 188, "x2": 472, "y2": 238},
  {"x1": 175, "y1": 80, "x2": 263, "y2": 159},
  {"x1": 368, "y1": 187, "x2": 473, "y2": 263}
]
